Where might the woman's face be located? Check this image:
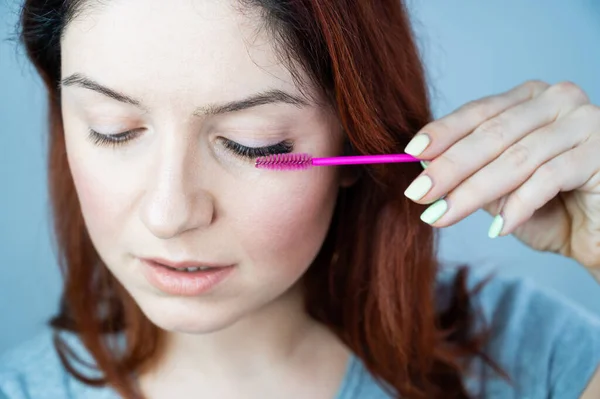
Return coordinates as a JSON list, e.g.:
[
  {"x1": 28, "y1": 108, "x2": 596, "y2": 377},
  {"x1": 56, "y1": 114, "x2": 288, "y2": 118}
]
[{"x1": 60, "y1": 0, "x2": 347, "y2": 333}]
